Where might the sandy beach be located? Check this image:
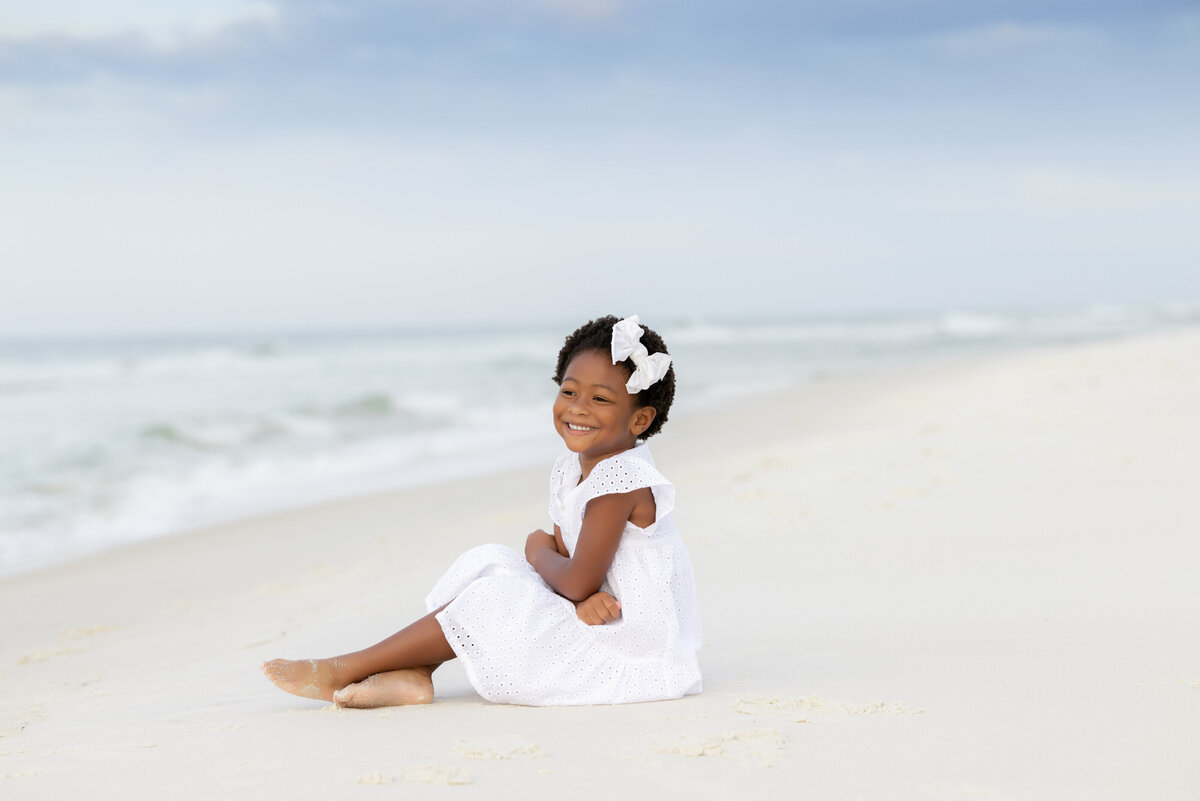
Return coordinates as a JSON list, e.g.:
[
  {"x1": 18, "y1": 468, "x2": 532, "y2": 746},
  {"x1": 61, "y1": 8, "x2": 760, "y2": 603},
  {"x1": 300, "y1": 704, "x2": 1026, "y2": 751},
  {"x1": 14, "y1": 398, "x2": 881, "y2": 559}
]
[{"x1": 2, "y1": 328, "x2": 1198, "y2": 800}]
